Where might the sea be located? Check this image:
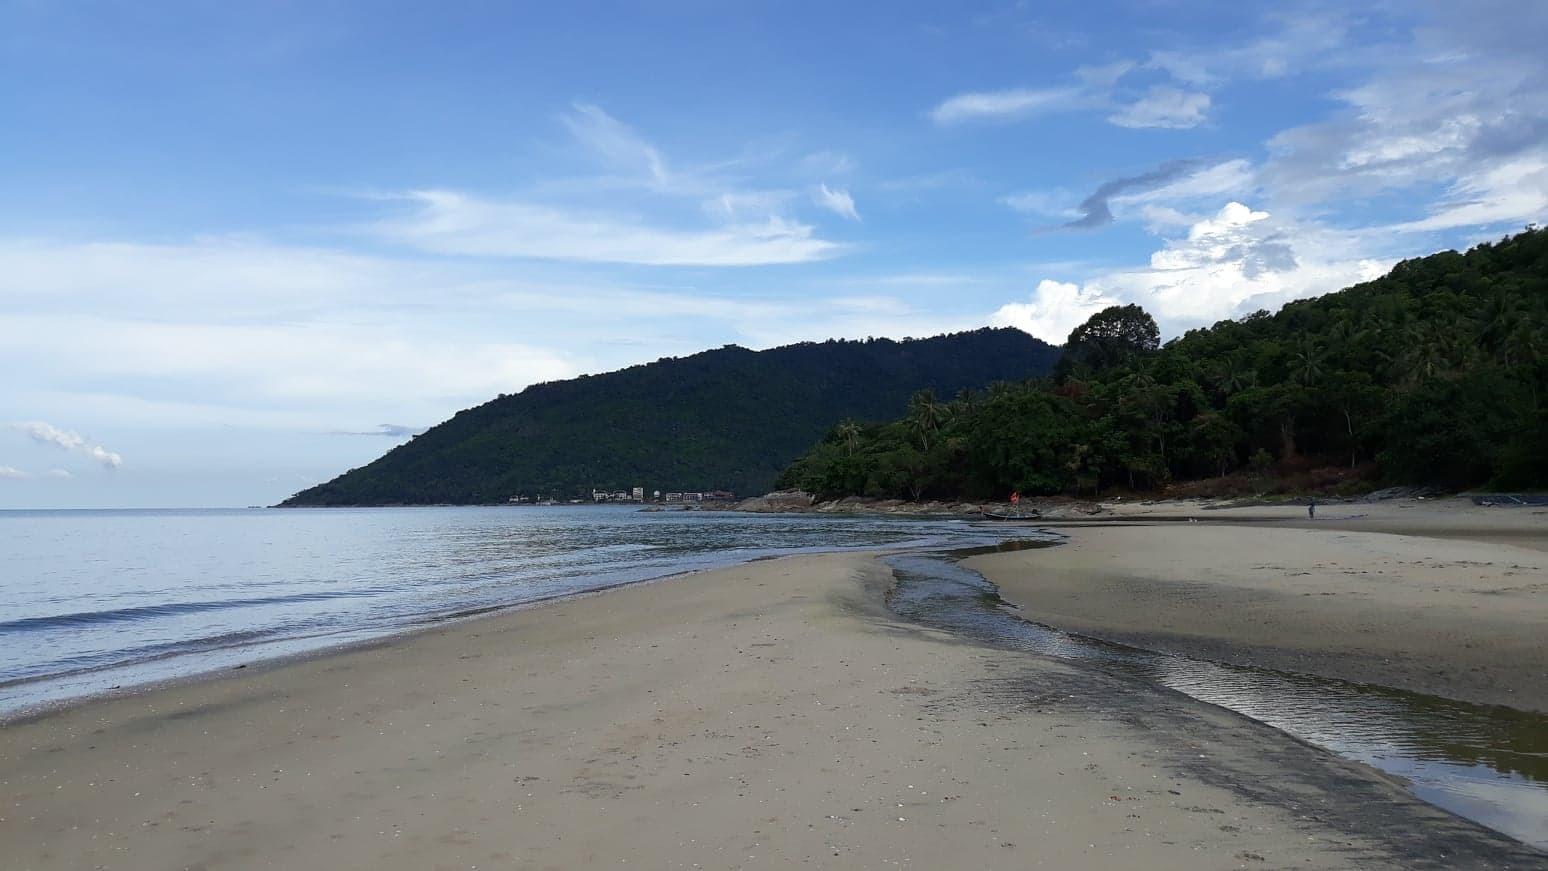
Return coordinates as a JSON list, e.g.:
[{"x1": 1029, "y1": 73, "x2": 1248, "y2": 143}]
[{"x1": 0, "y1": 505, "x2": 1002, "y2": 717}]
